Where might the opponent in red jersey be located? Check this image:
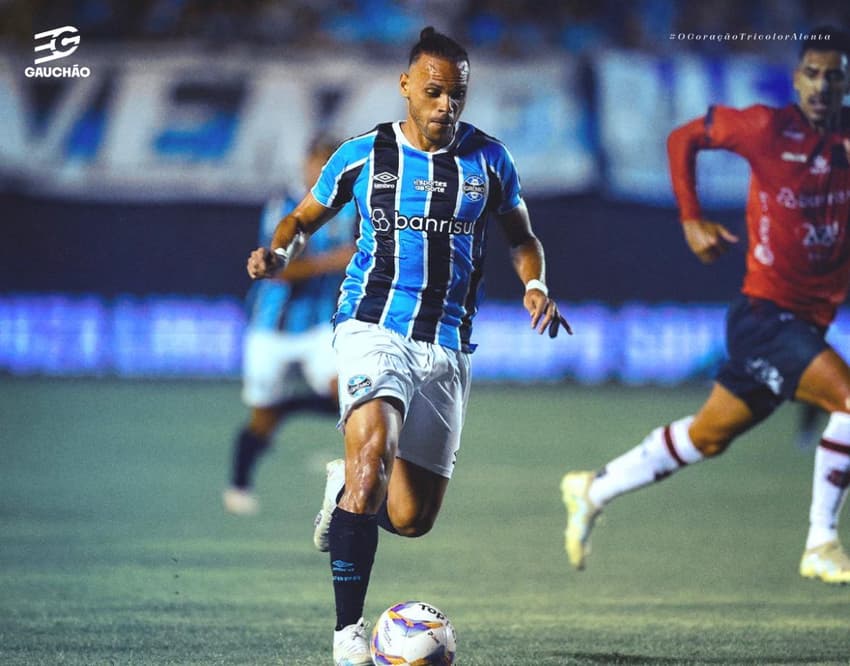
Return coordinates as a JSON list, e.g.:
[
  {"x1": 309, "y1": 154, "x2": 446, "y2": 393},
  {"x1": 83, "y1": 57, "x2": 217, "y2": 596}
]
[{"x1": 561, "y1": 26, "x2": 850, "y2": 584}]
